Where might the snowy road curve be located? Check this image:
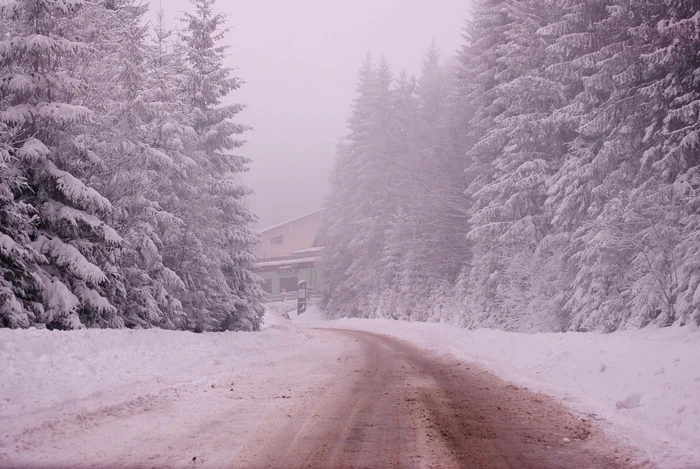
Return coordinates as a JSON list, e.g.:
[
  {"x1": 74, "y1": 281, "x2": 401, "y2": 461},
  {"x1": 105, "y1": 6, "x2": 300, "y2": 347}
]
[
  {"x1": 237, "y1": 329, "x2": 629, "y2": 469},
  {"x1": 2, "y1": 328, "x2": 634, "y2": 469}
]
